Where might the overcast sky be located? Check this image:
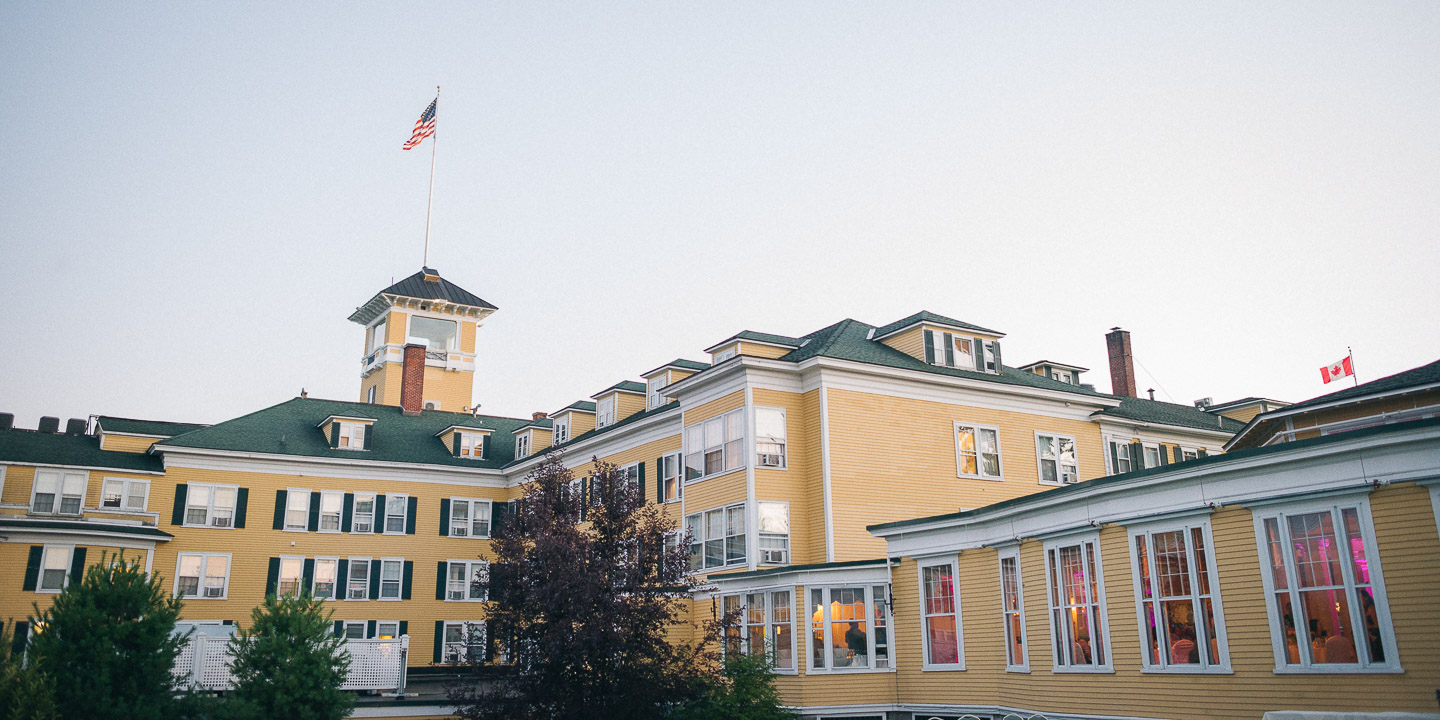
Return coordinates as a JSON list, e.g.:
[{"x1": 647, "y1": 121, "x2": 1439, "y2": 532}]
[{"x1": 2, "y1": 2, "x2": 1437, "y2": 429}]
